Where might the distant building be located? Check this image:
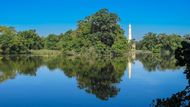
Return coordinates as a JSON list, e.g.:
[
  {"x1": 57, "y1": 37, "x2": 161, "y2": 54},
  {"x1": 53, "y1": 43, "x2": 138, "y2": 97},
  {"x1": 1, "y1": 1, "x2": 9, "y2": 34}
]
[
  {"x1": 128, "y1": 24, "x2": 136, "y2": 50},
  {"x1": 128, "y1": 24, "x2": 132, "y2": 41}
]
